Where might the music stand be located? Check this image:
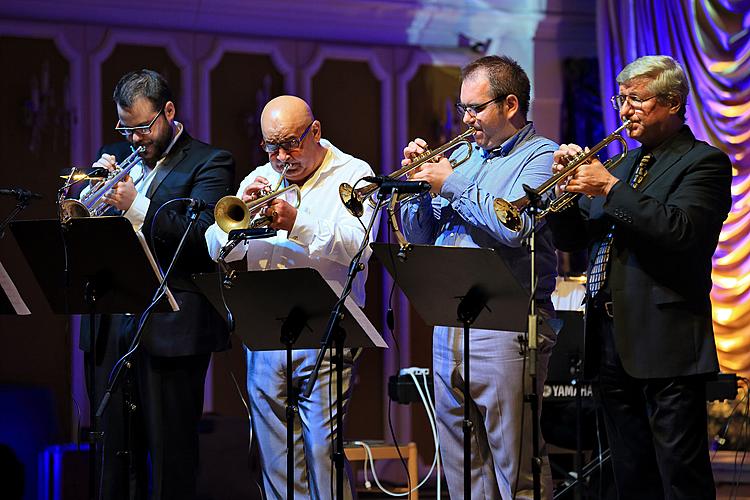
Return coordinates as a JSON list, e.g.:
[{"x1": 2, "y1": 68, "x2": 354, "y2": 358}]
[
  {"x1": 372, "y1": 242, "x2": 551, "y2": 499},
  {"x1": 0, "y1": 261, "x2": 30, "y2": 315},
  {"x1": 9, "y1": 216, "x2": 177, "y2": 500},
  {"x1": 194, "y1": 267, "x2": 385, "y2": 499}
]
